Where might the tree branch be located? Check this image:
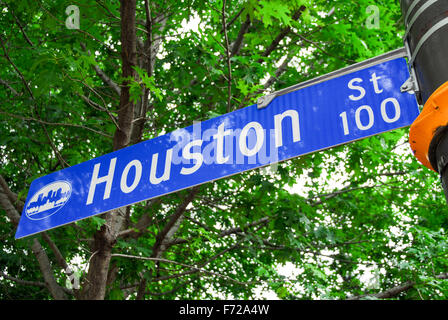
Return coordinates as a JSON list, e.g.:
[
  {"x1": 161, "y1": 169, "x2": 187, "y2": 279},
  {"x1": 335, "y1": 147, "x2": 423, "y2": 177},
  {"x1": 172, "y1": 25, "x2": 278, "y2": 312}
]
[
  {"x1": 40, "y1": 232, "x2": 81, "y2": 298},
  {"x1": 112, "y1": 0, "x2": 138, "y2": 151},
  {"x1": 0, "y1": 181, "x2": 21, "y2": 226},
  {"x1": 221, "y1": 0, "x2": 232, "y2": 113},
  {"x1": 308, "y1": 180, "x2": 403, "y2": 206},
  {"x1": 250, "y1": 48, "x2": 299, "y2": 99},
  {"x1": 81, "y1": 0, "x2": 138, "y2": 300},
  {"x1": 112, "y1": 248, "x2": 253, "y2": 286},
  {"x1": 80, "y1": 42, "x2": 121, "y2": 96},
  {"x1": 257, "y1": 6, "x2": 306, "y2": 63},
  {"x1": 1, "y1": 0, "x2": 34, "y2": 46},
  {"x1": 166, "y1": 216, "x2": 270, "y2": 247},
  {"x1": 0, "y1": 110, "x2": 113, "y2": 139},
  {"x1": 78, "y1": 93, "x2": 120, "y2": 130},
  {"x1": 30, "y1": 238, "x2": 68, "y2": 300},
  {"x1": 0, "y1": 174, "x2": 24, "y2": 212},
  {"x1": 146, "y1": 280, "x2": 190, "y2": 296},
  {"x1": 347, "y1": 273, "x2": 448, "y2": 300},
  {"x1": 220, "y1": 7, "x2": 244, "y2": 33},
  {"x1": 0, "y1": 79, "x2": 19, "y2": 96},
  {"x1": 41, "y1": 232, "x2": 68, "y2": 269},
  {"x1": 0, "y1": 34, "x2": 71, "y2": 167},
  {"x1": 230, "y1": 14, "x2": 250, "y2": 57},
  {"x1": 1, "y1": 272, "x2": 47, "y2": 288},
  {"x1": 0, "y1": 34, "x2": 35, "y2": 100},
  {"x1": 151, "y1": 187, "x2": 200, "y2": 258},
  {"x1": 0, "y1": 177, "x2": 70, "y2": 299},
  {"x1": 294, "y1": 32, "x2": 356, "y2": 64},
  {"x1": 116, "y1": 198, "x2": 162, "y2": 239},
  {"x1": 131, "y1": 1, "x2": 167, "y2": 145}
]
